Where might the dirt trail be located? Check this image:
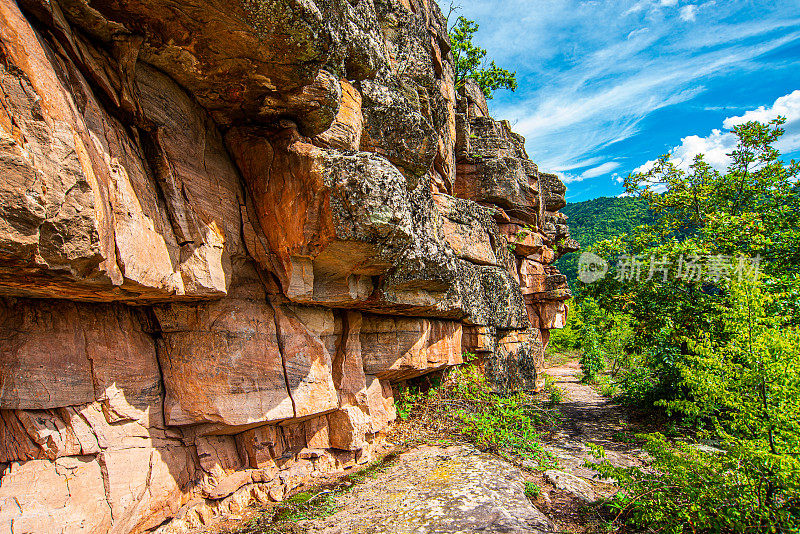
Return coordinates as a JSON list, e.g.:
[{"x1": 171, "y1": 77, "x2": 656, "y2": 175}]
[{"x1": 541, "y1": 360, "x2": 644, "y2": 483}]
